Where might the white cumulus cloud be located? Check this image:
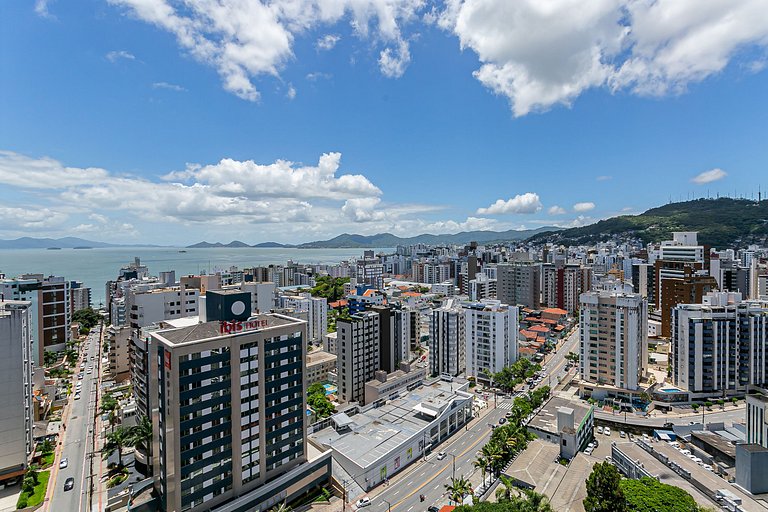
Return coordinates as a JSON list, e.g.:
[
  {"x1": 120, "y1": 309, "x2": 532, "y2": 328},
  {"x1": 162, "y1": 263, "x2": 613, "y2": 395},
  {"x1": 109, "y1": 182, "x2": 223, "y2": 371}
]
[
  {"x1": 109, "y1": 0, "x2": 424, "y2": 101},
  {"x1": 548, "y1": 205, "x2": 566, "y2": 215},
  {"x1": 477, "y1": 193, "x2": 542, "y2": 215},
  {"x1": 691, "y1": 168, "x2": 727, "y2": 184},
  {"x1": 573, "y1": 202, "x2": 596, "y2": 212},
  {"x1": 439, "y1": 0, "x2": 768, "y2": 116}
]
